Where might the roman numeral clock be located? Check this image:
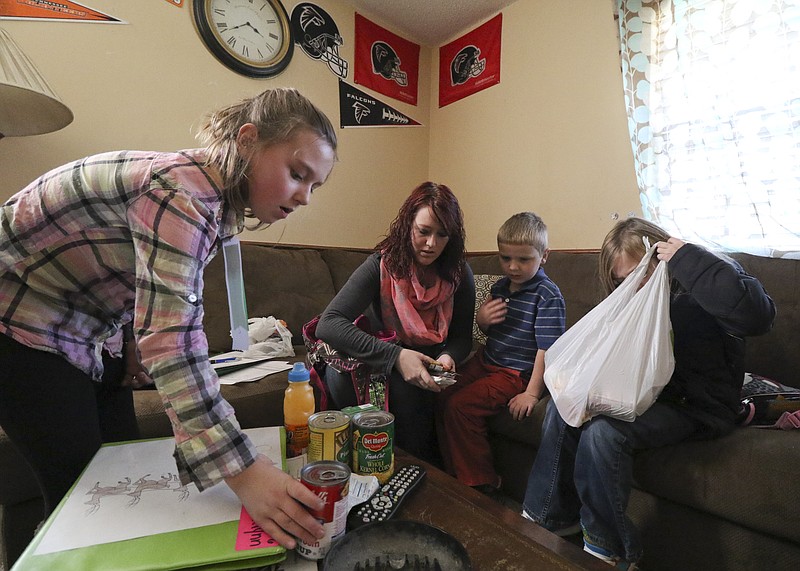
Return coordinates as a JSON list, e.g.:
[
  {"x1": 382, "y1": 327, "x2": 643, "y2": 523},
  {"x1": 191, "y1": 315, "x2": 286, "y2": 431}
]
[{"x1": 192, "y1": 0, "x2": 293, "y2": 78}]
